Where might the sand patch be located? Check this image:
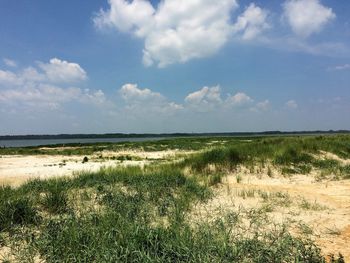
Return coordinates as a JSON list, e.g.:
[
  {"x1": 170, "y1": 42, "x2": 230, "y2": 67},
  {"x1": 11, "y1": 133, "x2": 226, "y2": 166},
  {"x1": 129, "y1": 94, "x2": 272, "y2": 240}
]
[
  {"x1": 0, "y1": 155, "x2": 116, "y2": 186},
  {"x1": 0, "y1": 150, "x2": 193, "y2": 187},
  {"x1": 191, "y1": 171, "x2": 350, "y2": 261},
  {"x1": 319, "y1": 151, "x2": 350, "y2": 165}
]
